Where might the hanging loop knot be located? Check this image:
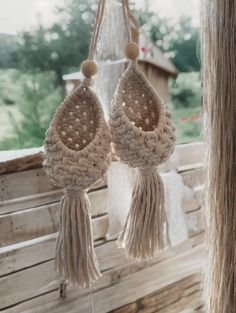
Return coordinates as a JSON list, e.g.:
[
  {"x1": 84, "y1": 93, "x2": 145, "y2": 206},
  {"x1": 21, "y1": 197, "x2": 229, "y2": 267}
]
[
  {"x1": 130, "y1": 59, "x2": 138, "y2": 68},
  {"x1": 82, "y1": 78, "x2": 92, "y2": 88},
  {"x1": 138, "y1": 167, "x2": 157, "y2": 175},
  {"x1": 65, "y1": 188, "x2": 85, "y2": 198}
]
